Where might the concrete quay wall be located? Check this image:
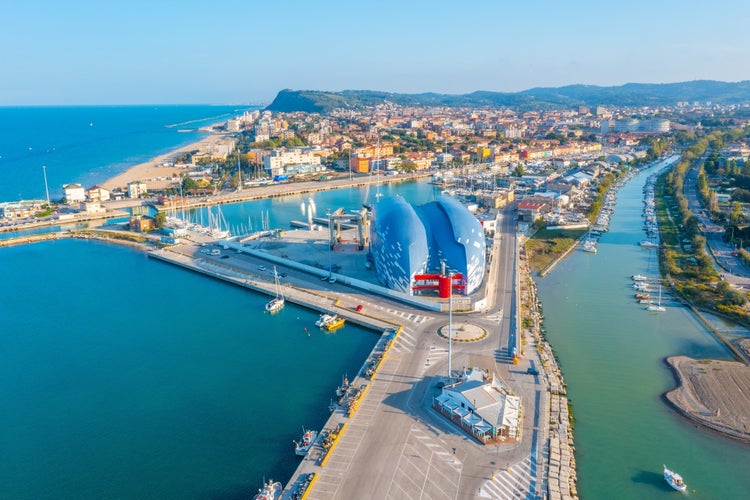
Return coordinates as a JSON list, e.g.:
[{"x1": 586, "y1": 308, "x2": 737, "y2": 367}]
[
  {"x1": 147, "y1": 248, "x2": 398, "y2": 333},
  {"x1": 522, "y1": 264, "x2": 579, "y2": 499}
]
